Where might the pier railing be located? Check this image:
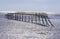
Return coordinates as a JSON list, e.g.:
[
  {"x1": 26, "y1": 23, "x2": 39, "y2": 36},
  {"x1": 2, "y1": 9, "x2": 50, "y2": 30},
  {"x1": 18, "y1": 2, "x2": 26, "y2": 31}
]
[{"x1": 5, "y1": 12, "x2": 54, "y2": 26}]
